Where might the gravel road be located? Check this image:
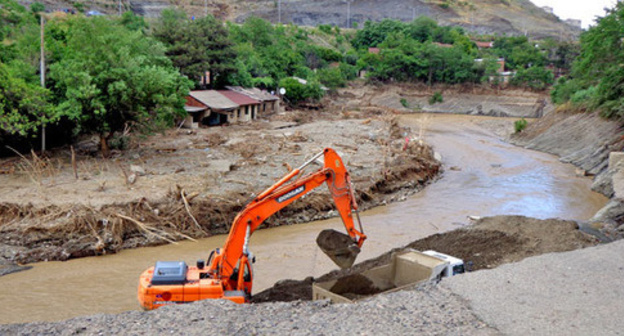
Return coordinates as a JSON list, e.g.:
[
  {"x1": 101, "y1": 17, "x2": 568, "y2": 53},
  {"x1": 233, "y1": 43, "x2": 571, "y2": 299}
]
[
  {"x1": 0, "y1": 283, "x2": 497, "y2": 335},
  {"x1": 444, "y1": 239, "x2": 624, "y2": 336}
]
